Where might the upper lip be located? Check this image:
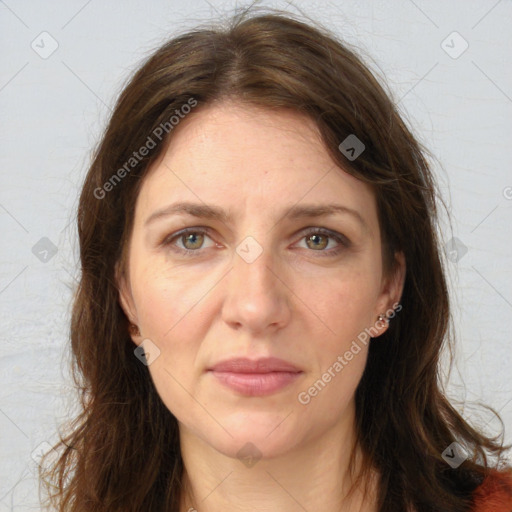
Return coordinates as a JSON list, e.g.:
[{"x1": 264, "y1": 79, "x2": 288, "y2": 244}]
[{"x1": 208, "y1": 357, "x2": 302, "y2": 373}]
